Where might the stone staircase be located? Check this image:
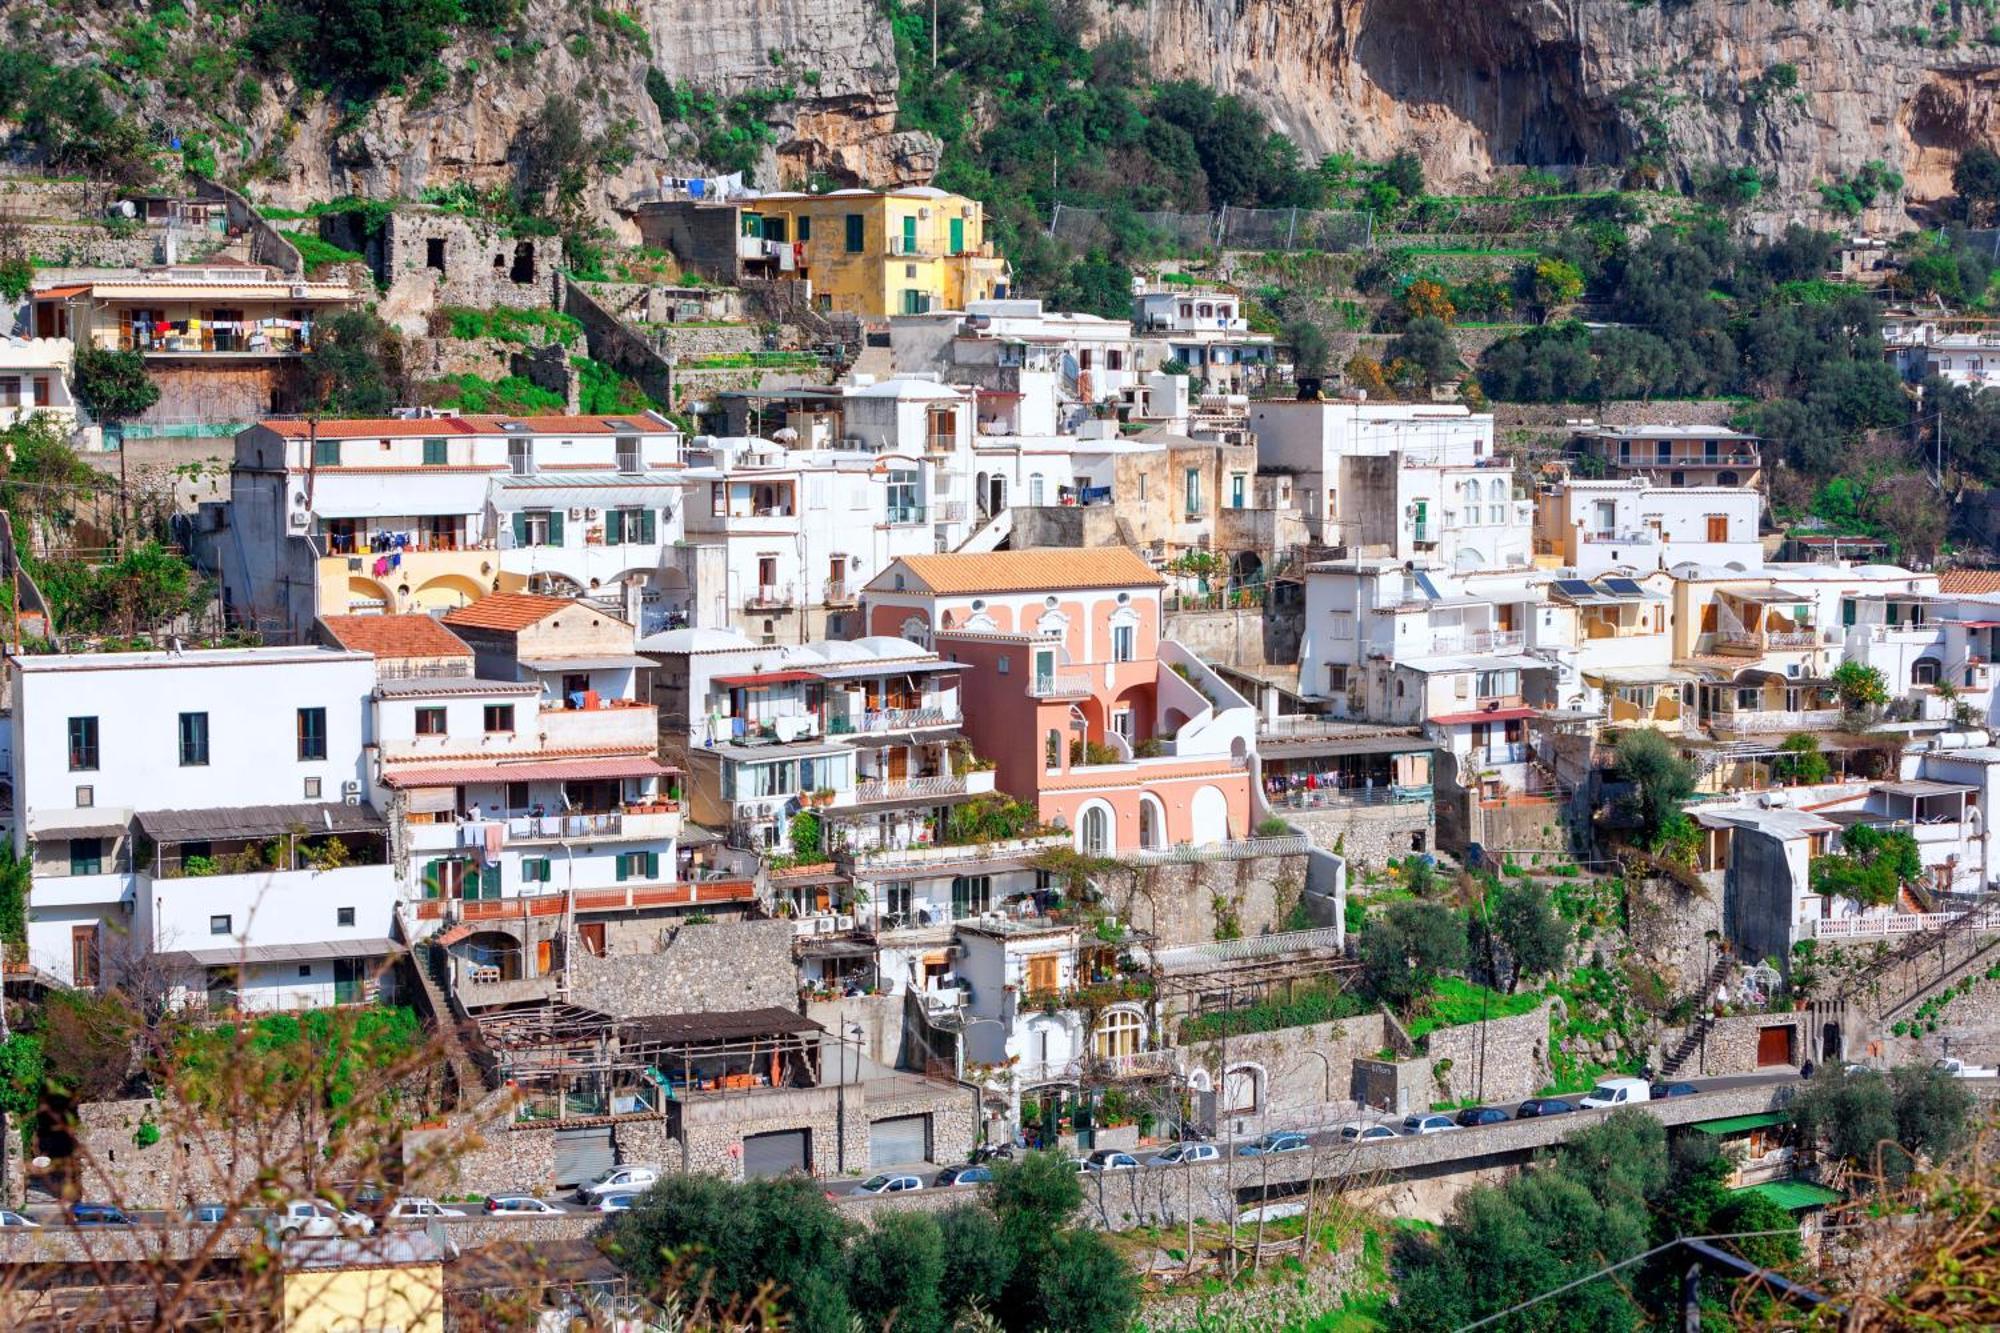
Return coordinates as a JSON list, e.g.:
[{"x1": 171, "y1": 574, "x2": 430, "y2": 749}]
[
  {"x1": 1658, "y1": 954, "x2": 1733, "y2": 1077},
  {"x1": 1878, "y1": 930, "x2": 2000, "y2": 1028},
  {"x1": 395, "y1": 910, "x2": 492, "y2": 1104}
]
